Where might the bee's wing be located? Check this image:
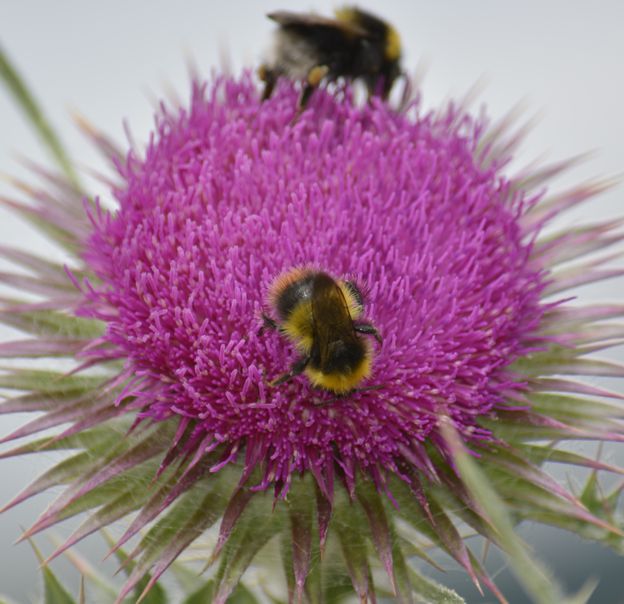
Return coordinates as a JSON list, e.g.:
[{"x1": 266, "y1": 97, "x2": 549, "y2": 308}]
[
  {"x1": 267, "y1": 11, "x2": 367, "y2": 37},
  {"x1": 311, "y1": 276, "x2": 359, "y2": 370}
]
